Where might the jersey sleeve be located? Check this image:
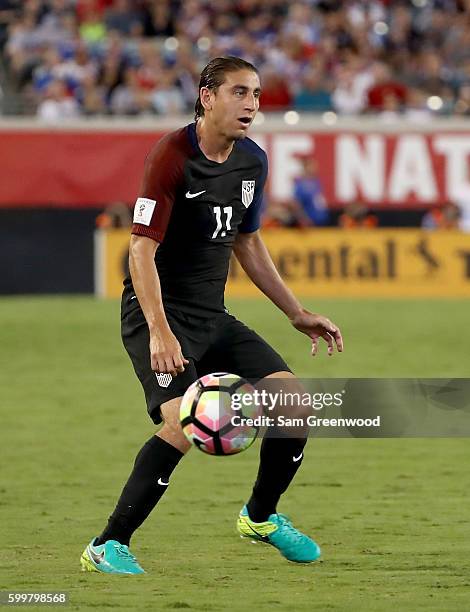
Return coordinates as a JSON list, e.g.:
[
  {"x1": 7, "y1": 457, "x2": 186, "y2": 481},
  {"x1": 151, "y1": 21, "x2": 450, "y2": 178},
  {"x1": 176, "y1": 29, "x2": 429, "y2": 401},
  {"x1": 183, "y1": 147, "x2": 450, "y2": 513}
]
[
  {"x1": 131, "y1": 132, "x2": 187, "y2": 242},
  {"x1": 238, "y1": 150, "x2": 268, "y2": 234}
]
